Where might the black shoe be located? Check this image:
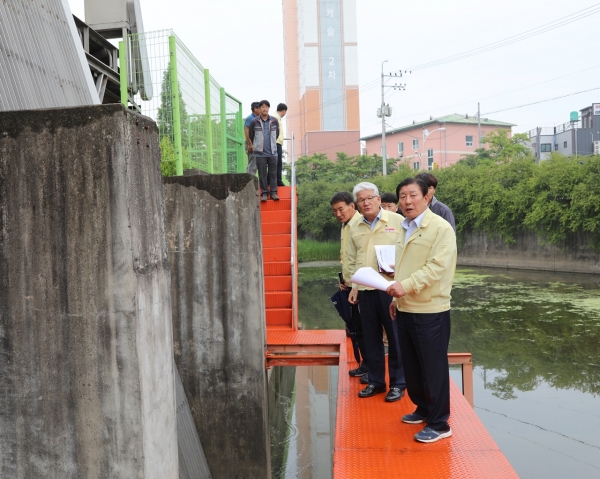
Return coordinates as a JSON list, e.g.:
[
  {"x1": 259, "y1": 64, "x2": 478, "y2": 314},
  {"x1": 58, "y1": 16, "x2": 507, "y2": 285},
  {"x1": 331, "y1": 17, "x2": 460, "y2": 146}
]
[
  {"x1": 360, "y1": 375, "x2": 369, "y2": 385},
  {"x1": 277, "y1": 182, "x2": 286, "y2": 186},
  {"x1": 270, "y1": 193, "x2": 280, "y2": 201},
  {"x1": 358, "y1": 384, "x2": 386, "y2": 398},
  {"x1": 349, "y1": 364, "x2": 368, "y2": 377},
  {"x1": 385, "y1": 387, "x2": 405, "y2": 402},
  {"x1": 261, "y1": 193, "x2": 268, "y2": 202}
]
